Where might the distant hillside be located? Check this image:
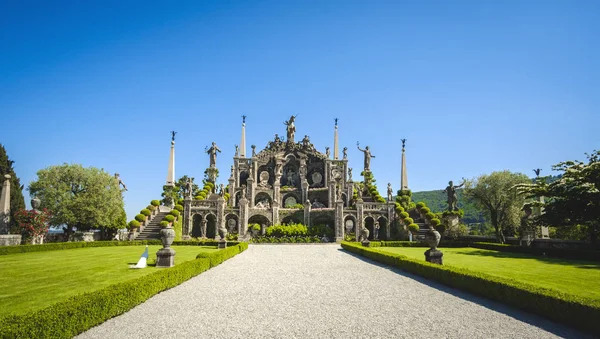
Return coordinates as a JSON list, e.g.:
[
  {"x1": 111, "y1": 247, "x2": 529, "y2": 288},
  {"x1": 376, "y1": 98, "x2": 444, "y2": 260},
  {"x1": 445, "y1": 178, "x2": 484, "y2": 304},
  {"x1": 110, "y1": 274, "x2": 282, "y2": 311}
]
[{"x1": 411, "y1": 189, "x2": 485, "y2": 224}]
